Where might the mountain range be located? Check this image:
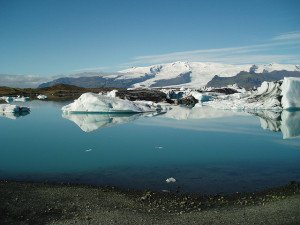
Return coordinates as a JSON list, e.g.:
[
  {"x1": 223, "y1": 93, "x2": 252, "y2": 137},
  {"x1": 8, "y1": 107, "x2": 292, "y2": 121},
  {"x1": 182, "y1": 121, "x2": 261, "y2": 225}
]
[{"x1": 37, "y1": 61, "x2": 300, "y2": 89}]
